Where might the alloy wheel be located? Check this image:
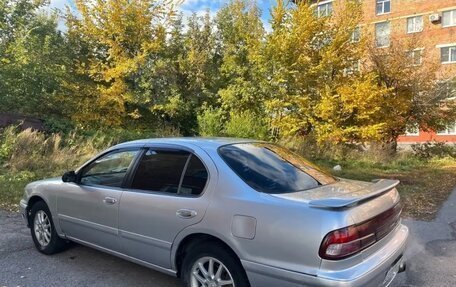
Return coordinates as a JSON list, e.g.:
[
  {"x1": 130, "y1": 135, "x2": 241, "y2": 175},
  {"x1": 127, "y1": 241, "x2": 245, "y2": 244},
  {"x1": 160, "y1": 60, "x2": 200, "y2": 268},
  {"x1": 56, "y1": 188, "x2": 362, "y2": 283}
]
[
  {"x1": 190, "y1": 256, "x2": 235, "y2": 287},
  {"x1": 34, "y1": 210, "x2": 52, "y2": 247}
]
